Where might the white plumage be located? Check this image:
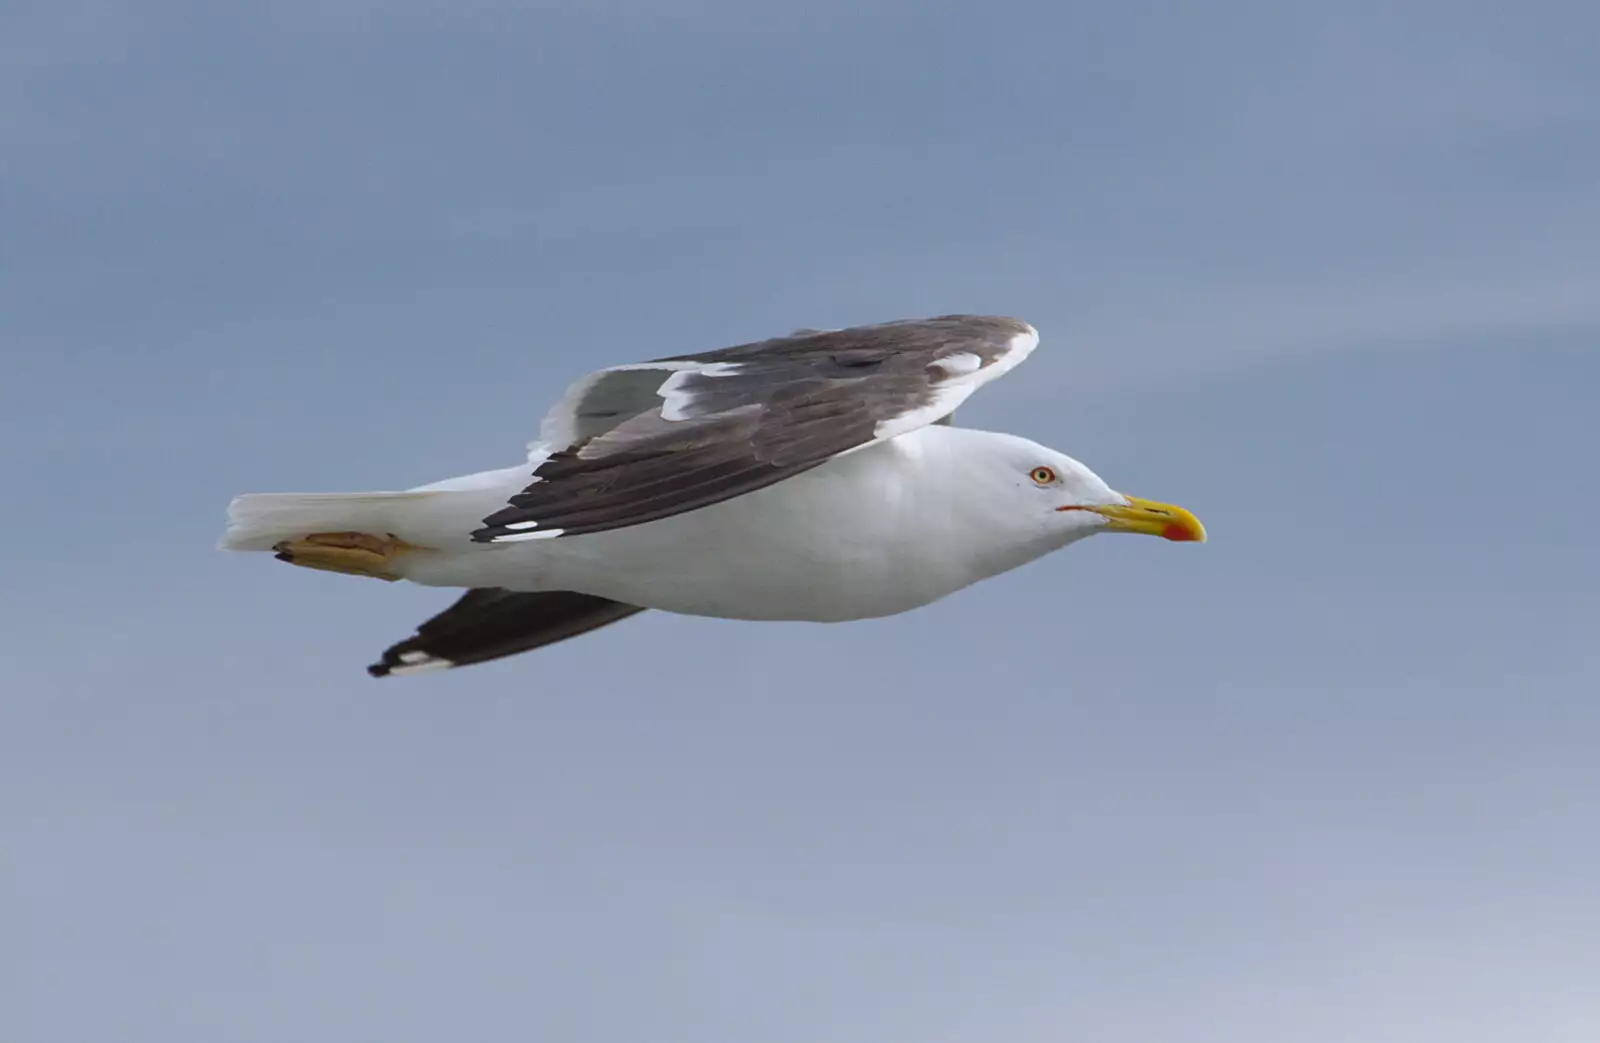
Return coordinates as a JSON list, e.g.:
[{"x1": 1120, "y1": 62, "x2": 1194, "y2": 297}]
[{"x1": 220, "y1": 315, "x2": 1205, "y2": 676}]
